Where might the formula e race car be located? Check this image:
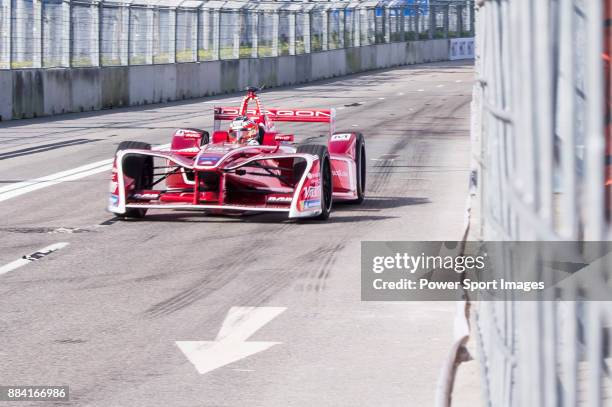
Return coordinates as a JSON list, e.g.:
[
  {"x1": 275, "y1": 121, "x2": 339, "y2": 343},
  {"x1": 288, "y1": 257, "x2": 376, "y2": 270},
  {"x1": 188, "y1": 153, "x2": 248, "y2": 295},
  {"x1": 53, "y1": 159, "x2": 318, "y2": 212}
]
[{"x1": 107, "y1": 87, "x2": 366, "y2": 221}]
